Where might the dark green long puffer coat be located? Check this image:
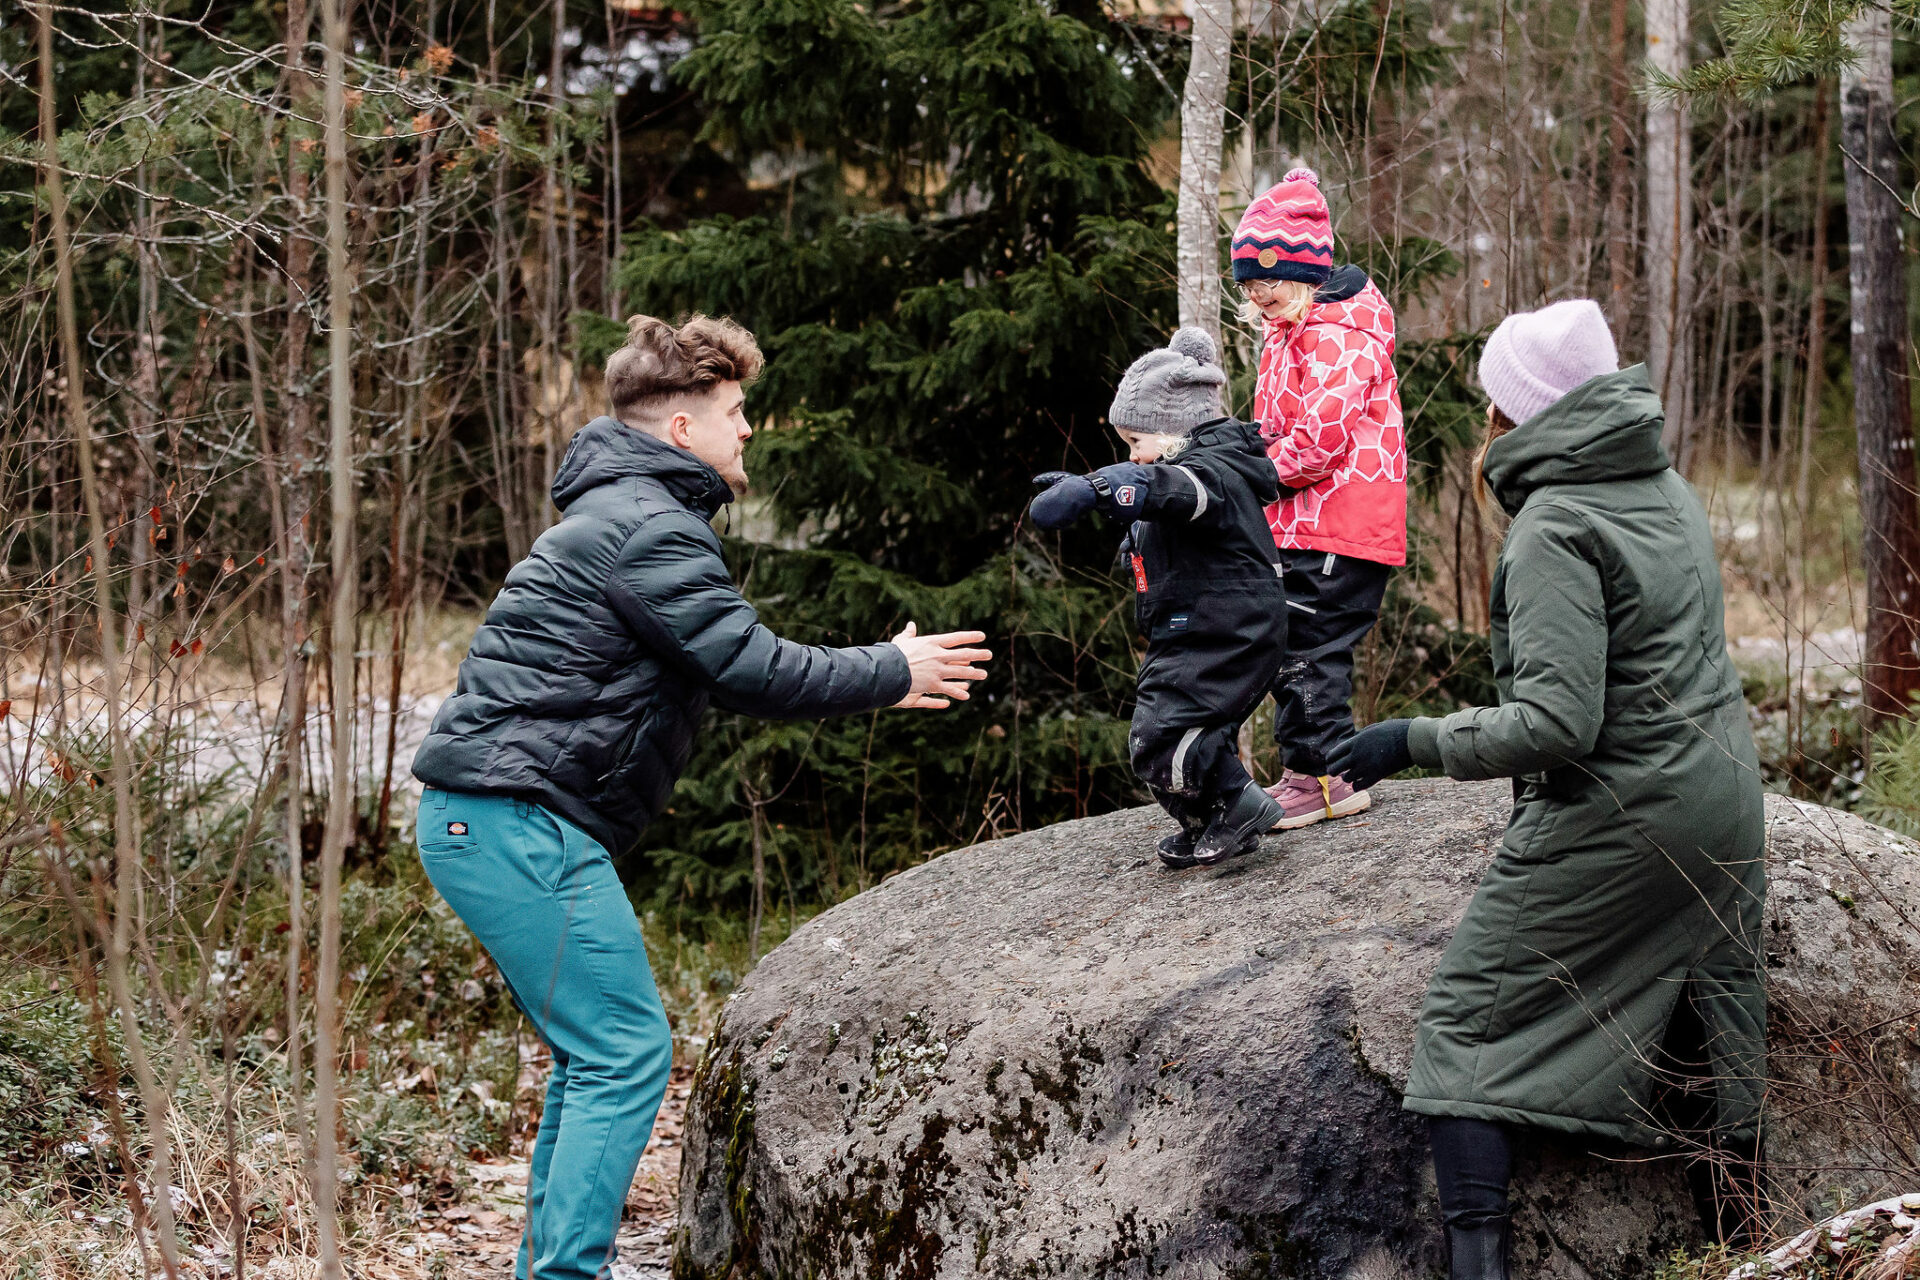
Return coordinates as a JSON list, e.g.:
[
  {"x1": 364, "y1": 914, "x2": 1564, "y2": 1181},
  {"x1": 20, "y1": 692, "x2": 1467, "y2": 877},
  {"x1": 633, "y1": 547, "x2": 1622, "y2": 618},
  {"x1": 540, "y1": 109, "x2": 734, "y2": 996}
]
[{"x1": 1401, "y1": 366, "x2": 1766, "y2": 1144}]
